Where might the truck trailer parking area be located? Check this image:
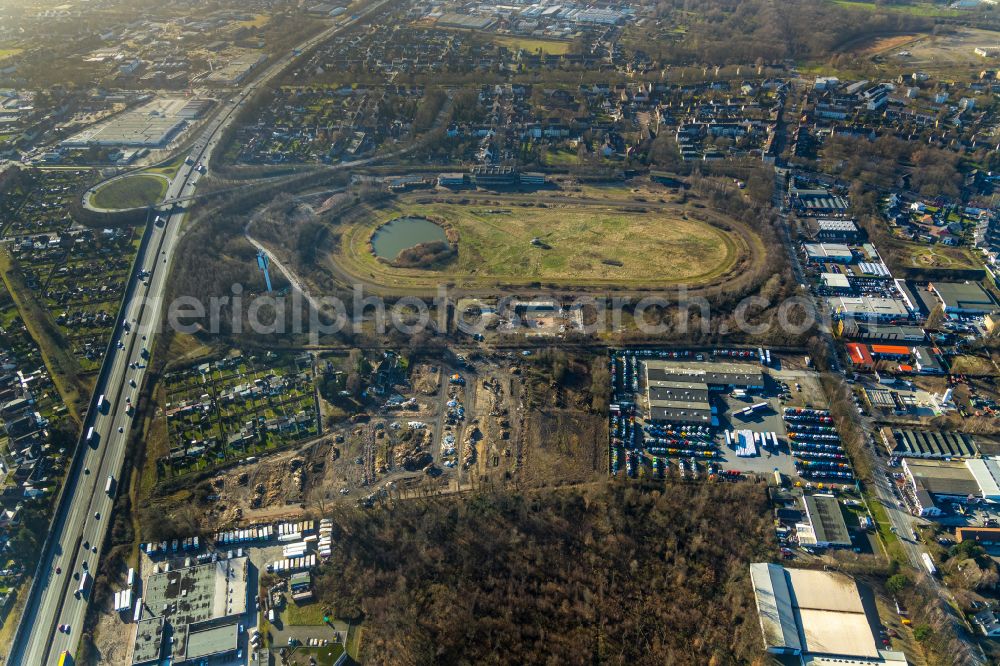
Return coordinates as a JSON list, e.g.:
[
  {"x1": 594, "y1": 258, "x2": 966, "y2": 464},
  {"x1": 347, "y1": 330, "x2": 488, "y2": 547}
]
[{"x1": 609, "y1": 349, "x2": 856, "y2": 487}]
